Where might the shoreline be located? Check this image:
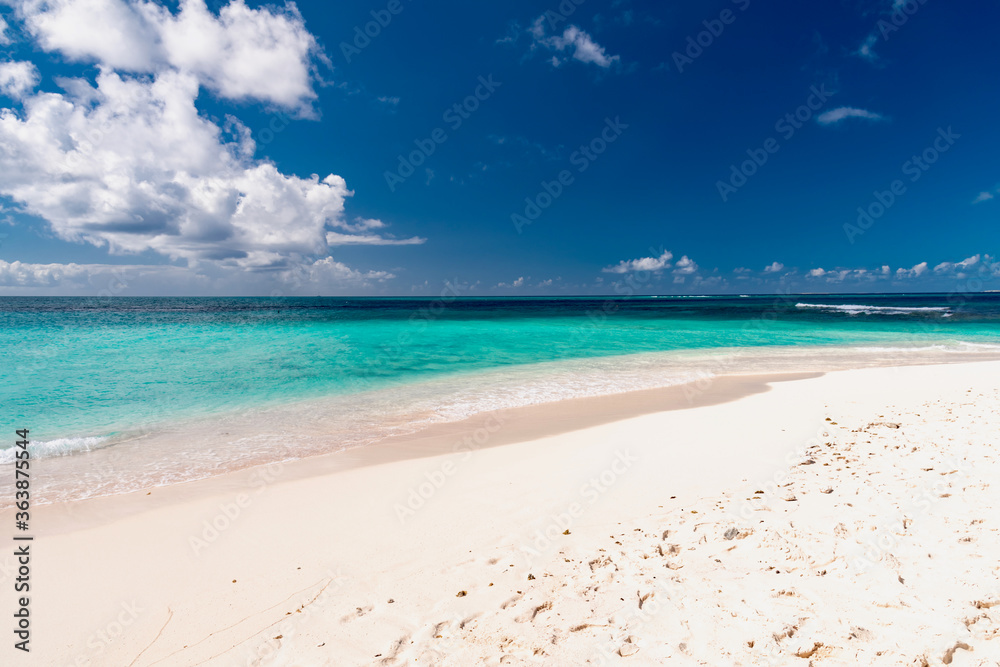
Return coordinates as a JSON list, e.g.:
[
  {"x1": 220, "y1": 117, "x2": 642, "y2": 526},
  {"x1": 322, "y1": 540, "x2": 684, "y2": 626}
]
[
  {"x1": 2, "y1": 360, "x2": 999, "y2": 665},
  {"x1": 9, "y1": 340, "x2": 1000, "y2": 507},
  {"x1": 28, "y1": 370, "x2": 822, "y2": 535}
]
